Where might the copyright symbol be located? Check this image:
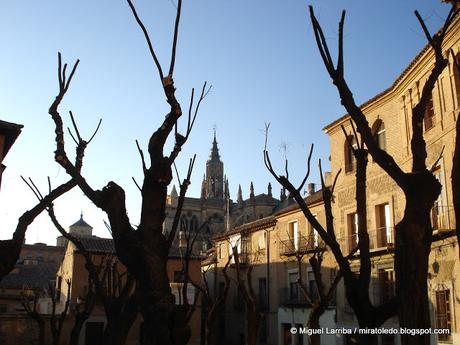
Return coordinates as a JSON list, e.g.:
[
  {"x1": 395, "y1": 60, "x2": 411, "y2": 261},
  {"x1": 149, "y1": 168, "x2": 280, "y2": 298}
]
[{"x1": 290, "y1": 327, "x2": 297, "y2": 334}]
